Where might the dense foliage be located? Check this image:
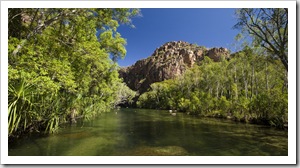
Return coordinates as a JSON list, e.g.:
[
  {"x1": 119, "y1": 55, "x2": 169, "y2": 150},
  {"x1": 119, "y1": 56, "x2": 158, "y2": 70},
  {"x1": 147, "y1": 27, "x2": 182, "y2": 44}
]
[
  {"x1": 8, "y1": 8, "x2": 138, "y2": 137},
  {"x1": 137, "y1": 47, "x2": 288, "y2": 128}
]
